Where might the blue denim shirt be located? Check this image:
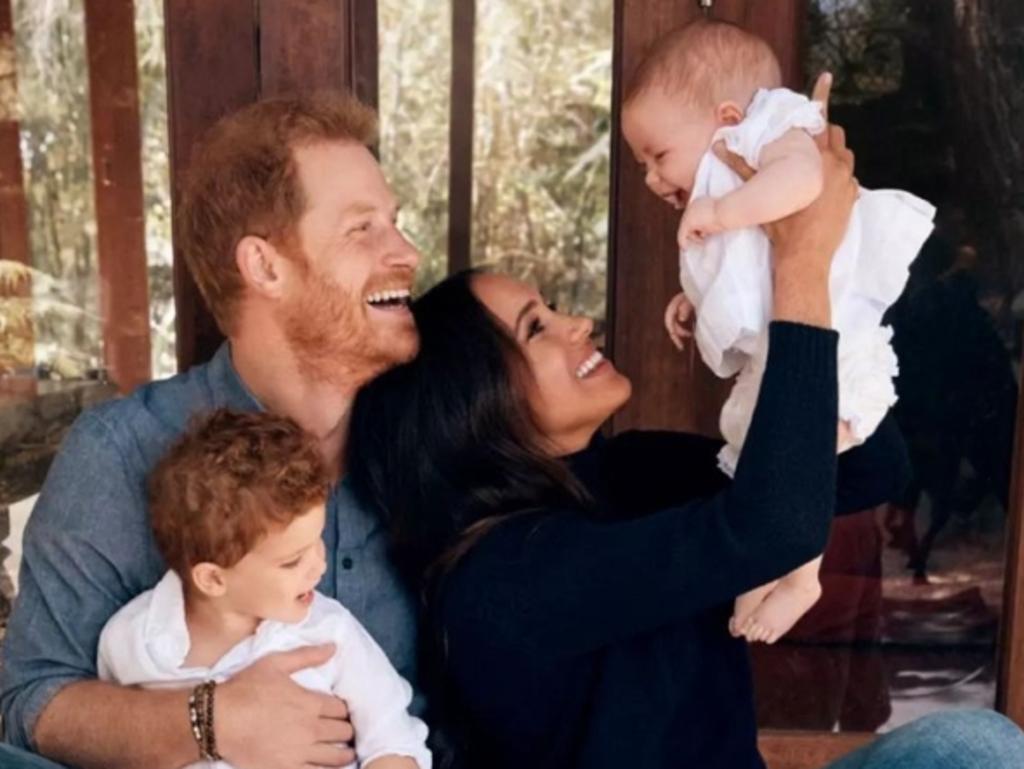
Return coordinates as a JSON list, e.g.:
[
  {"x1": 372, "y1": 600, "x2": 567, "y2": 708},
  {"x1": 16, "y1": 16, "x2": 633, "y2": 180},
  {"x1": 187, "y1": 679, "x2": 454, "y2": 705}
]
[{"x1": 0, "y1": 345, "x2": 418, "y2": 750}]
